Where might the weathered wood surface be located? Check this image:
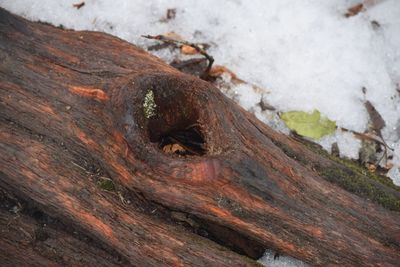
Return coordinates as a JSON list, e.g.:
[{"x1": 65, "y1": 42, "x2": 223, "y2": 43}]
[{"x1": 0, "y1": 8, "x2": 399, "y2": 266}]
